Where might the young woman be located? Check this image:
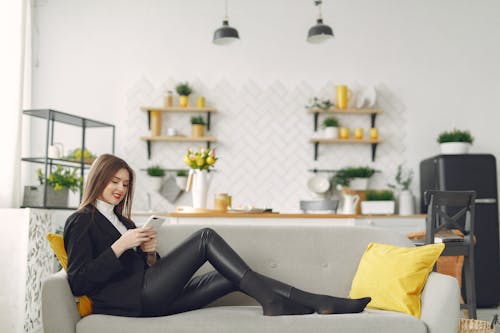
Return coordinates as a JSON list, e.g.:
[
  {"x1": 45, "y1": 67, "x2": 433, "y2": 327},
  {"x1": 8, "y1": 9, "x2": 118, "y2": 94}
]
[{"x1": 64, "y1": 154, "x2": 370, "y2": 317}]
